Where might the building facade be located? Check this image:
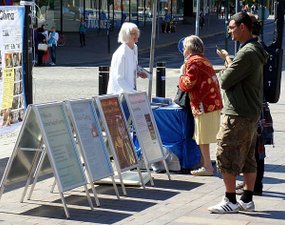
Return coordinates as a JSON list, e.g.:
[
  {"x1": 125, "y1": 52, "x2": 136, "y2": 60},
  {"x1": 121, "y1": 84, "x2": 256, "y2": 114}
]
[{"x1": 5, "y1": 0, "x2": 184, "y2": 32}]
